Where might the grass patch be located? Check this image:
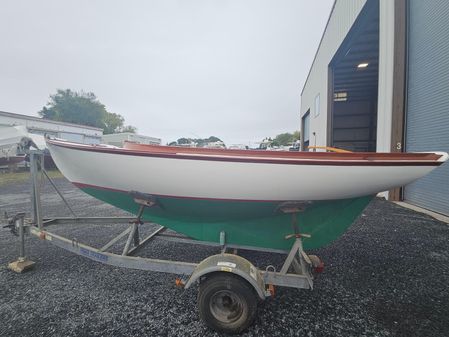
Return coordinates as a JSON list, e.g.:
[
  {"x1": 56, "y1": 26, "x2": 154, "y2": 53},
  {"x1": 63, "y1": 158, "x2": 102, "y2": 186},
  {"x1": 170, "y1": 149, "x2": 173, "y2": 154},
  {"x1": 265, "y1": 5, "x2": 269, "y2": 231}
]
[{"x1": 0, "y1": 170, "x2": 63, "y2": 186}]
